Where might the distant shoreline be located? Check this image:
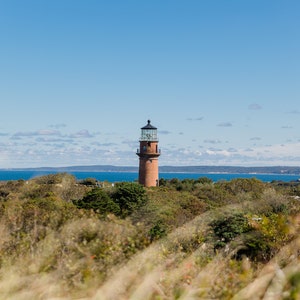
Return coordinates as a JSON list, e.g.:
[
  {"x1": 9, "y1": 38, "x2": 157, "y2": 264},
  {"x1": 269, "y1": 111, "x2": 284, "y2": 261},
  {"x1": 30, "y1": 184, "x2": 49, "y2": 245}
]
[{"x1": 1, "y1": 165, "x2": 300, "y2": 175}]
